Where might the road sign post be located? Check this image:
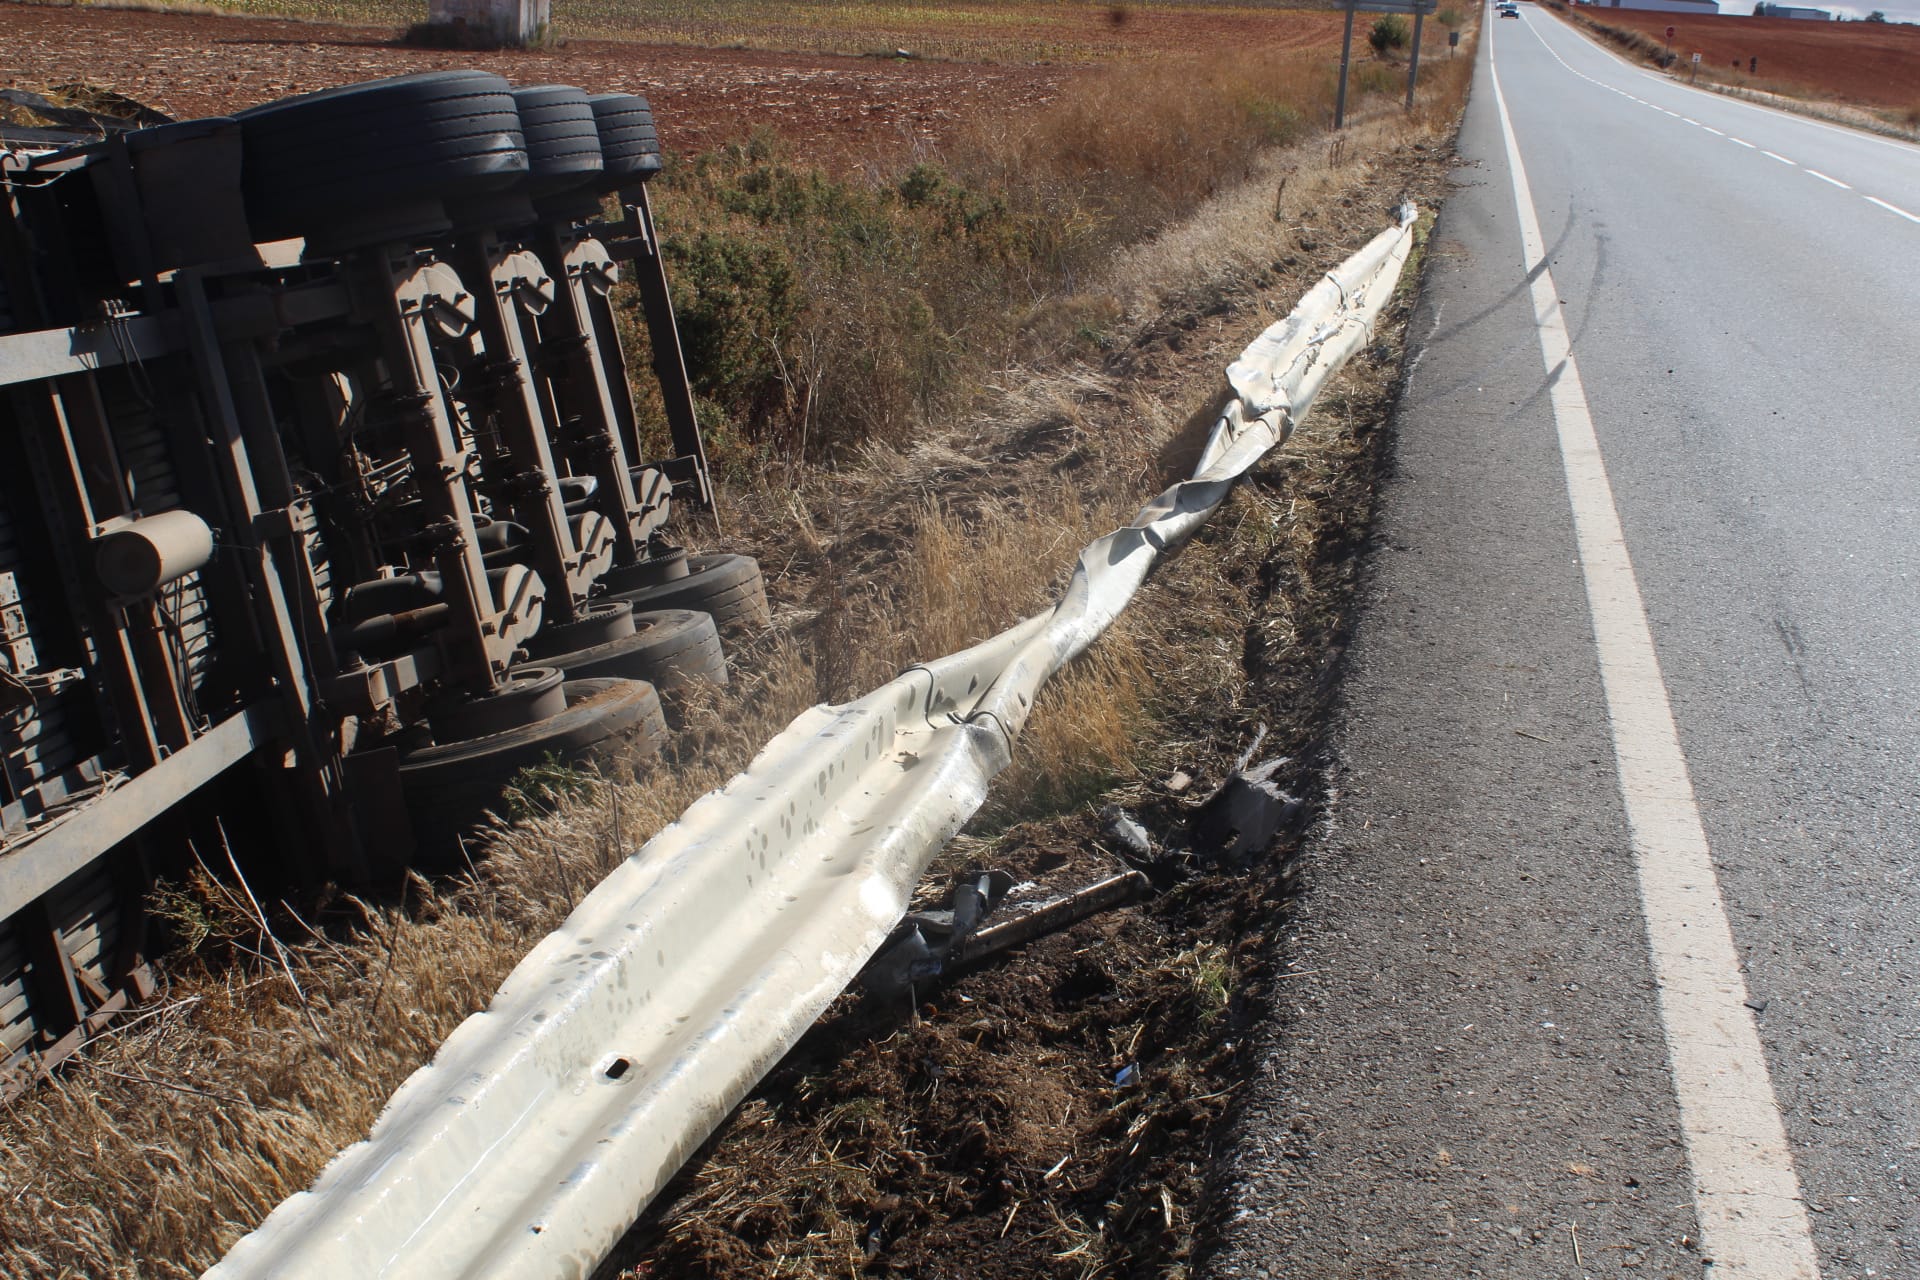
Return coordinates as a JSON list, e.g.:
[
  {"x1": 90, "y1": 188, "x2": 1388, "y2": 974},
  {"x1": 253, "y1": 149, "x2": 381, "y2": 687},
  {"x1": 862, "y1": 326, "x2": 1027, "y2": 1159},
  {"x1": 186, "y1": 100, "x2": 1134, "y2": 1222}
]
[
  {"x1": 1449, "y1": 28, "x2": 1460, "y2": 56},
  {"x1": 1335, "y1": 0, "x2": 1436, "y2": 128},
  {"x1": 1405, "y1": 4, "x2": 1426, "y2": 111},
  {"x1": 1336, "y1": 0, "x2": 1357, "y2": 130}
]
